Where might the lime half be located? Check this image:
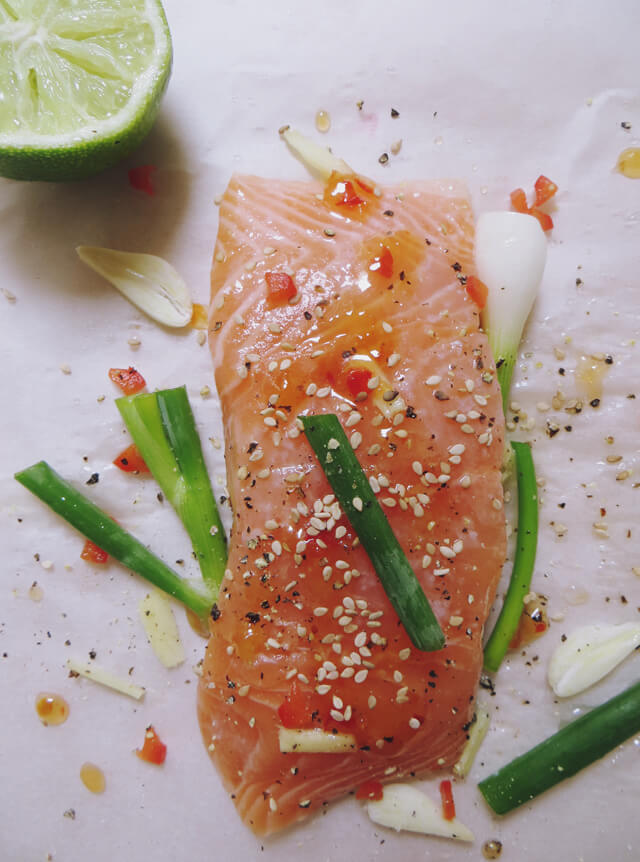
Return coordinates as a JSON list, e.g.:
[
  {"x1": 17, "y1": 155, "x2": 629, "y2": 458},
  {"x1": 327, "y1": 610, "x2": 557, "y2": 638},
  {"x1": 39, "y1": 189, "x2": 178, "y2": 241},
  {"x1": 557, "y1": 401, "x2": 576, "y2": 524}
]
[{"x1": 0, "y1": 0, "x2": 172, "y2": 181}]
